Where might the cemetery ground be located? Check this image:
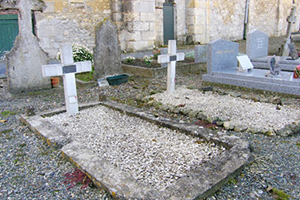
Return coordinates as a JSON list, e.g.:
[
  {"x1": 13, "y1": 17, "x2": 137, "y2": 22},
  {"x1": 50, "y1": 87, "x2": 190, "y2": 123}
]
[{"x1": 1, "y1": 37, "x2": 300, "y2": 199}]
